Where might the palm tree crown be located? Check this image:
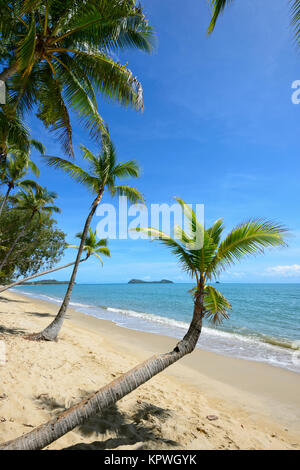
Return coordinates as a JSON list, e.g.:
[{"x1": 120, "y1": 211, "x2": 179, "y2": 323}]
[
  {"x1": 2, "y1": 142, "x2": 43, "y2": 183},
  {"x1": 44, "y1": 130, "x2": 144, "y2": 204},
  {"x1": 28, "y1": 130, "x2": 142, "y2": 342},
  {"x1": 11, "y1": 186, "x2": 61, "y2": 219},
  {"x1": 69, "y1": 228, "x2": 111, "y2": 264},
  {"x1": 1, "y1": 0, "x2": 156, "y2": 156},
  {"x1": 137, "y1": 197, "x2": 287, "y2": 324}
]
